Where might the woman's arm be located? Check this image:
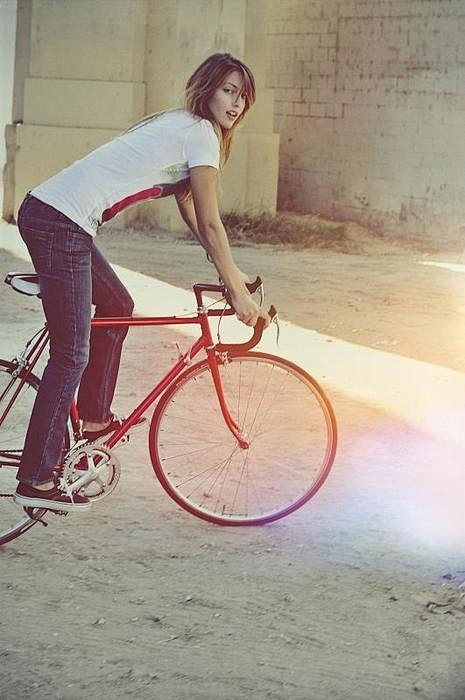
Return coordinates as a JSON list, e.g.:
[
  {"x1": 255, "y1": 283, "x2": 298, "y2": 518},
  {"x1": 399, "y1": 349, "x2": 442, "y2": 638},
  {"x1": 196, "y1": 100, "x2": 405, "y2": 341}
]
[
  {"x1": 177, "y1": 165, "x2": 268, "y2": 327},
  {"x1": 176, "y1": 193, "x2": 249, "y2": 280},
  {"x1": 175, "y1": 192, "x2": 204, "y2": 247}
]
